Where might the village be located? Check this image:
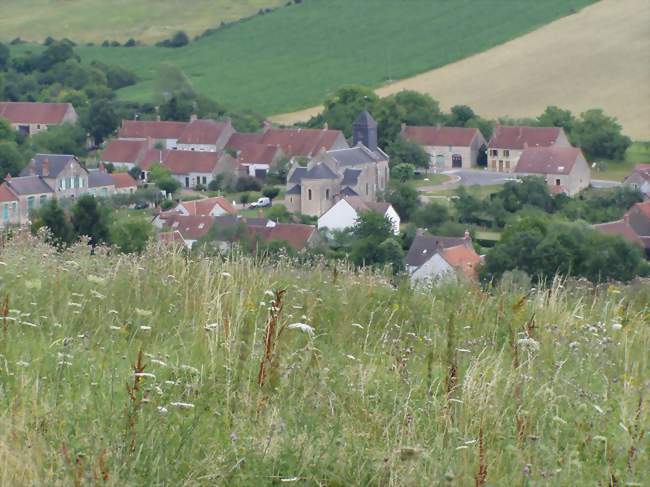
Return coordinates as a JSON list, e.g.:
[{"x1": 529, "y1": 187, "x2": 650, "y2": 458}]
[{"x1": 0, "y1": 99, "x2": 649, "y2": 283}]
